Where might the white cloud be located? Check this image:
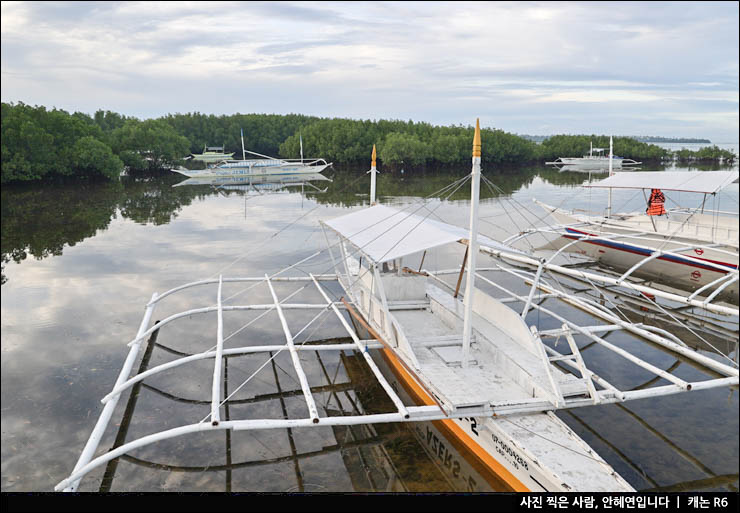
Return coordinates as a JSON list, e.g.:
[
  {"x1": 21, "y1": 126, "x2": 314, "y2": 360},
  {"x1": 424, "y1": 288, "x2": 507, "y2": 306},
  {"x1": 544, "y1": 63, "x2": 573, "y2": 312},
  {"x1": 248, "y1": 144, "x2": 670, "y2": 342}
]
[{"x1": 1, "y1": 1, "x2": 738, "y2": 141}]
